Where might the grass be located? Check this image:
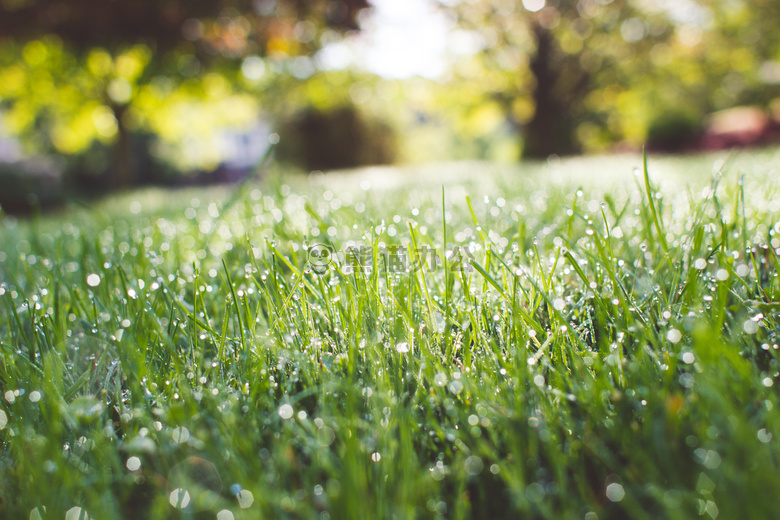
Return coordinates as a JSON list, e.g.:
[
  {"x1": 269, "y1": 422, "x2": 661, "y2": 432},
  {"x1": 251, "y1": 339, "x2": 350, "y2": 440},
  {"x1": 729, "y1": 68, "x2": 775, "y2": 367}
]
[{"x1": 1, "y1": 149, "x2": 779, "y2": 519}]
